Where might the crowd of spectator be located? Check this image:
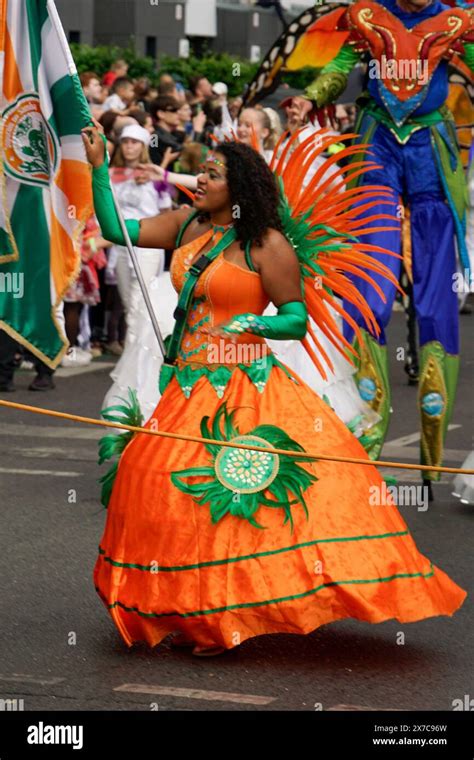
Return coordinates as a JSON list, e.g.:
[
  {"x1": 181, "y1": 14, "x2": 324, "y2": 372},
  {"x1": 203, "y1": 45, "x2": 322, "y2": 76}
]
[{"x1": 0, "y1": 57, "x2": 358, "y2": 390}]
